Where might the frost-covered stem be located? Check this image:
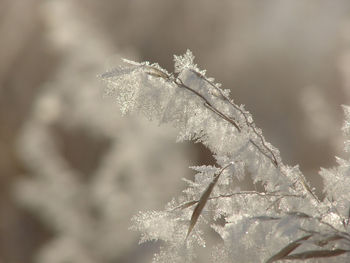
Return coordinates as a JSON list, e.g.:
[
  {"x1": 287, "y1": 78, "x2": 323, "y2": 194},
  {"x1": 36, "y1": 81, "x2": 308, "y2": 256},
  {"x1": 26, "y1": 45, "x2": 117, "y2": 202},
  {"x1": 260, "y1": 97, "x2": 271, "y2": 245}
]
[
  {"x1": 172, "y1": 191, "x2": 303, "y2": 211},
  {"x1": 190, "y1": 69, "x2": 279, "y2": 167},
  {"x1": 175, "y1": 74, "x2": 283, "y2": 167},
  {"x1": 174, "y1": 77, "x2": 241, "y2": 131},
  {"x1": 136, "y1": 64, "x2": 281, "y2": 171},
  {"x1": 148, "y1": 66, "x2": 320, "y2": 206},
  {"x1": 187, "y1": 69, "x2": 323, "y2": 205}
]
